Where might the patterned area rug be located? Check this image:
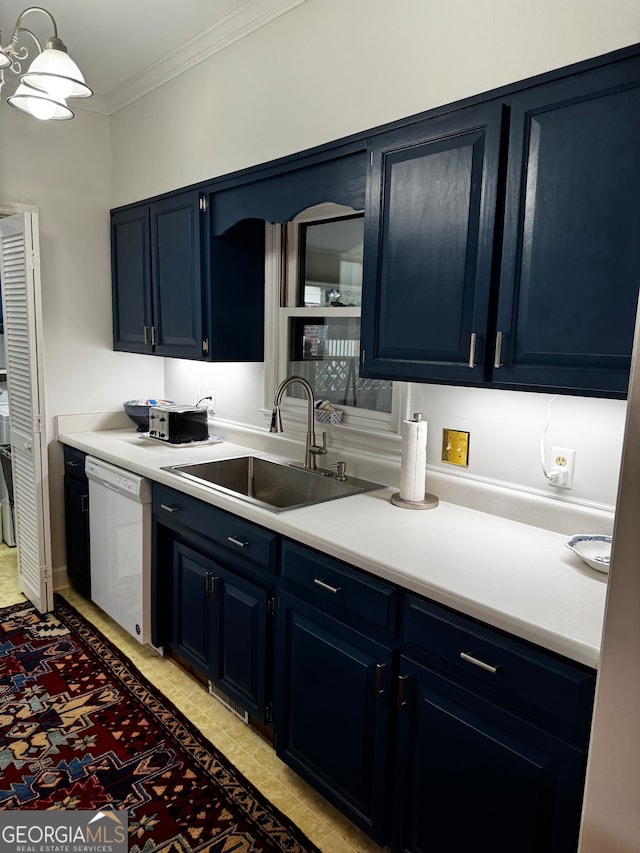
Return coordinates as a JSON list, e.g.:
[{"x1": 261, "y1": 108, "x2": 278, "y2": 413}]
[{"x1": 0, "y1": 597, "x2": 320, "y2": 852}]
